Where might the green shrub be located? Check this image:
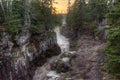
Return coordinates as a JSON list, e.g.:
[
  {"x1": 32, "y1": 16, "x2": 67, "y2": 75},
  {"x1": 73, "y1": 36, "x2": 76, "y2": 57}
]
[{"x1": 105, "y1": 1, "x2": 120, "y2": 76}]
